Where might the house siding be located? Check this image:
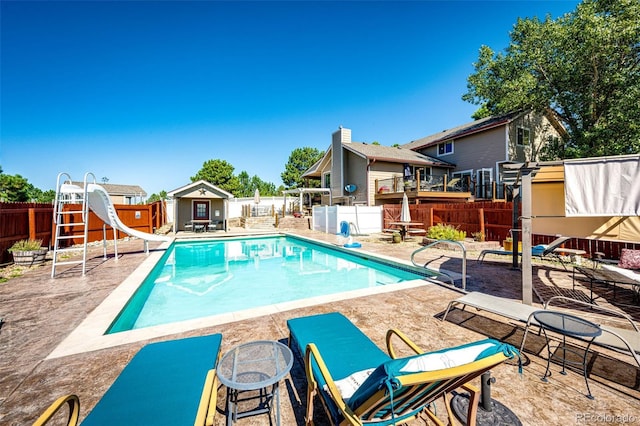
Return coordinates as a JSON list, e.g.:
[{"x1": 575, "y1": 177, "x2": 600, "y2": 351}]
[
  {"x1": 331, "y1": 128, "x2": 350, "y2": 199},
  {"x1": 343, "y1": 152, "x2": 368, "y2": 204},
  {"x1": 177, "y1": 199, "x2": 192, "y2": 229},
  {"x1": 508, "y1": 112, "x2": 562, "y2": 162},
  {"x1": 369, "y1": 162, "x2": 403, "y2": 206},
  {"x1": 419, "y1": 126, "x2": 506, "y2": 178}
]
